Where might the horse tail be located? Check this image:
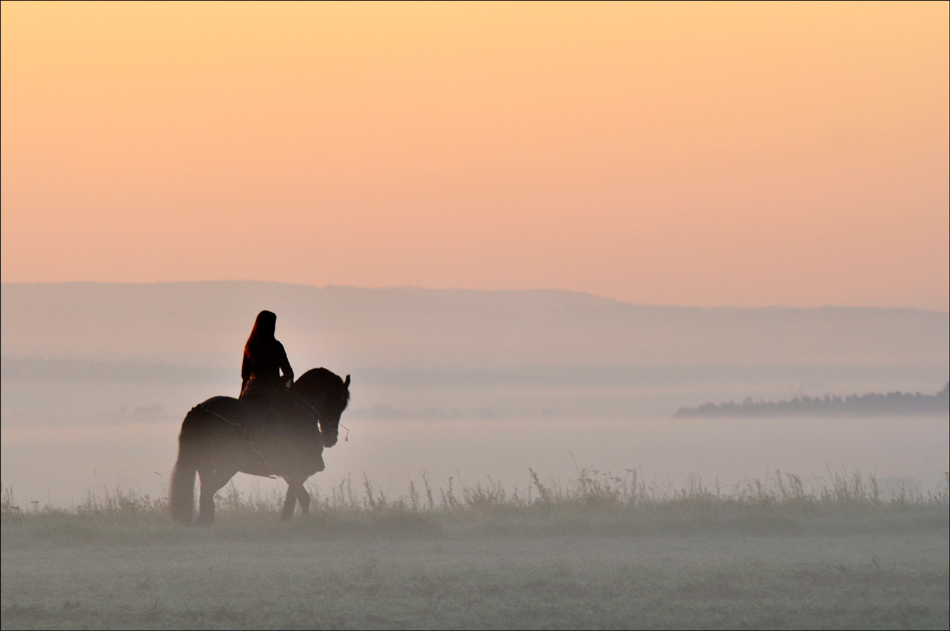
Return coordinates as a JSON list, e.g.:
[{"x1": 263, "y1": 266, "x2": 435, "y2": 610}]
[{"x1": 169, "y1": 407, "x2": 204, "y2": 524}]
